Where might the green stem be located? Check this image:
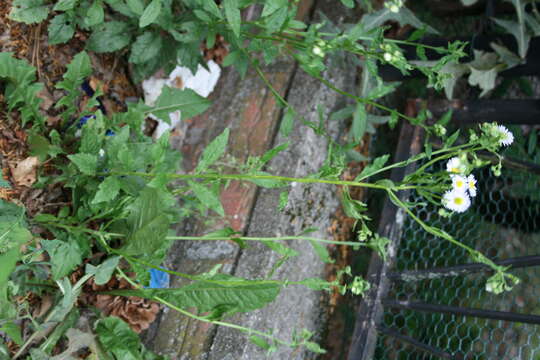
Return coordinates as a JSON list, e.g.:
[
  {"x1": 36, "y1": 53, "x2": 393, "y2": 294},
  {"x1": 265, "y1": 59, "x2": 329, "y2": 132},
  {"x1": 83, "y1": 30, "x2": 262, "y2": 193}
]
[
  {"x1": 167, "y1": 235, "x2": 366, "y2": 247},
  {"x1": 105, "y1": 170, "x2": 415, "y2": 191}
]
